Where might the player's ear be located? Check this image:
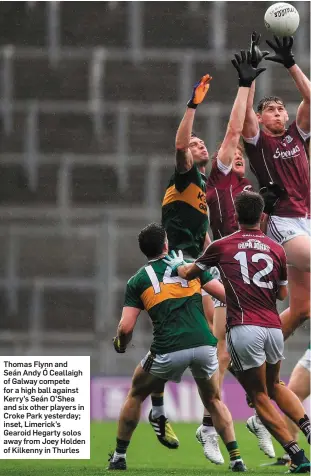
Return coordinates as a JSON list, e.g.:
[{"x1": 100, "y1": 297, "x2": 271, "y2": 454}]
[
  {"x1": 260, "y1": 212, "x2": 265, "y2": 223},
  {"x1": 256, "y1": 112, "x2": 263, "y2": 124},
  {"x1": 285, "y1": 109, "x2": 289, "y2": 122}
]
